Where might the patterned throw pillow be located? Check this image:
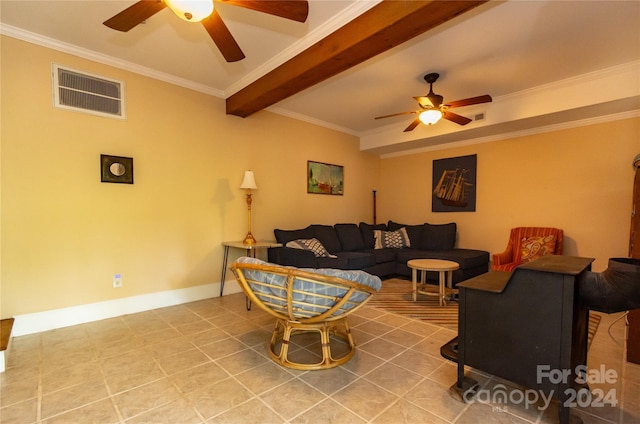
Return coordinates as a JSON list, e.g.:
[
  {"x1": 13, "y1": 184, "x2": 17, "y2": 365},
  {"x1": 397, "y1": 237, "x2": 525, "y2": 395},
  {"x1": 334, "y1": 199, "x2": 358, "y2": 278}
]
[
  {"x1": 521, "y1": 235, "x2": 556, "y2": 263},
  {"x1": 286, "y1": 238, "x2": 337, "y2": 258},
  {"x1": 374, "y1": 227, "x2": 411, "y2": 249}
]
